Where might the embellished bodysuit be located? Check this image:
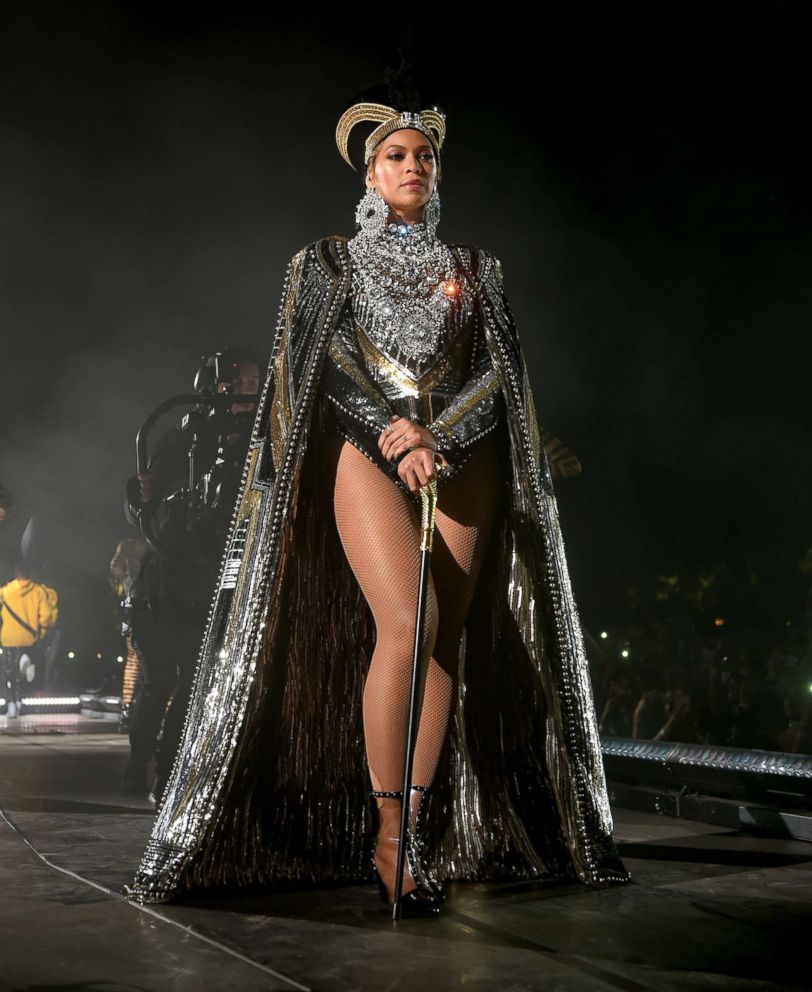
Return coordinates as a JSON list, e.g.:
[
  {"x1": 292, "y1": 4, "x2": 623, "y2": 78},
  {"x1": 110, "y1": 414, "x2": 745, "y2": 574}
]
[{"x1": 321, "y1": 217, "x2": 505, "y2": 493}]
